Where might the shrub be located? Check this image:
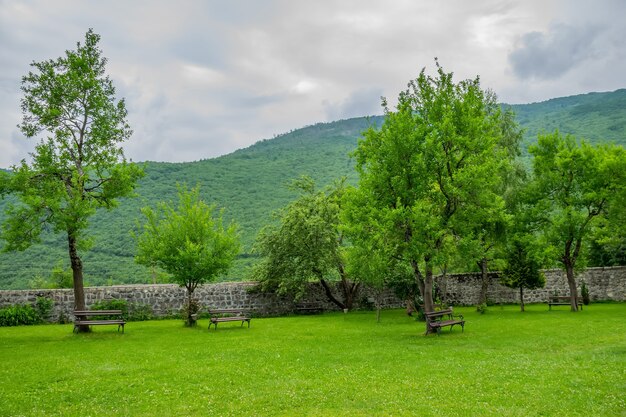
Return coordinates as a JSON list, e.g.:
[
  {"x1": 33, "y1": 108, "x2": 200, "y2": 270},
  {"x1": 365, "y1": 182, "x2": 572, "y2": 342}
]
[
  {"x1": 35, "y1": 297, "x2": 54, "y2": 321},
  {"x1": 0, "y1": 304, "x2": 40, "y2": 326},
  {"x1": 476, "y1": 303, "x2": 488, "y2": 314},
  {"x1": 92, "y1": 299, "x2": 128, "y2": 315},
  {"x1": 581, "y1": 281, "x2": 590, "y2": 305},
  {"x1": 128, "y1": 303, "x2": 153, "y2": 321}
]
